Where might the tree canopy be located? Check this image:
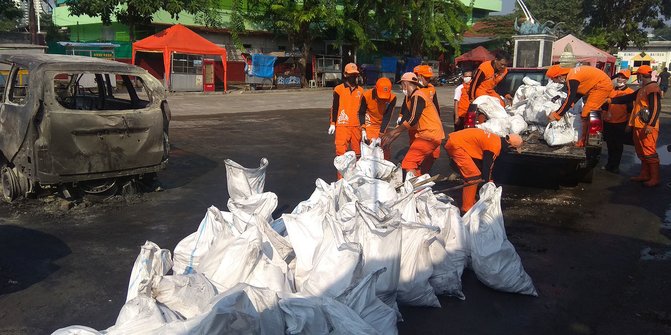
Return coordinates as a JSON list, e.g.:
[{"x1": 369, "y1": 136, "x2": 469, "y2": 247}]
[
  {"x1": 515, "y1": 0, "x2": 671, "y2": 51},
  {"x1": 66, "y1": 0, "x2": 214, "y2": 41},
  {"x1": 0, "y1": 0, "x2": 23, "y2": 32}
]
